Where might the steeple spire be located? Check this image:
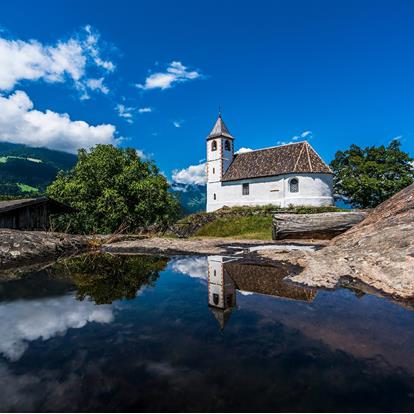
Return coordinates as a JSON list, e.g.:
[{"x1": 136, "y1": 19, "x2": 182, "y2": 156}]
[{"x1": 207, "y1": 112, "x2": 234, "y2": 140}]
